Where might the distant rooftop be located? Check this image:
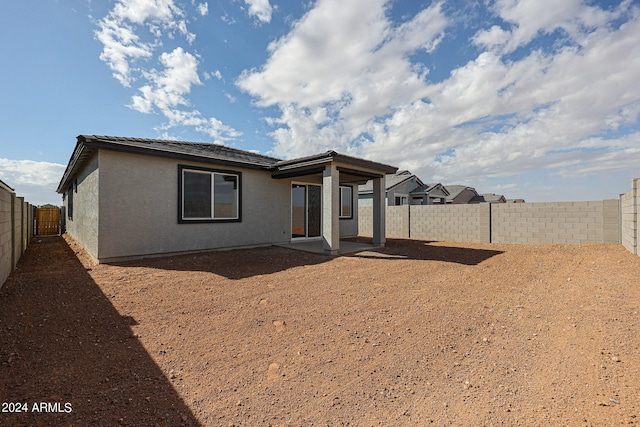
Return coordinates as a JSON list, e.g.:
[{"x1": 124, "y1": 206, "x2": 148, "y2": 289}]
[{"x1": 359, "y1": 170, "x2": 419, "y2": 193}]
